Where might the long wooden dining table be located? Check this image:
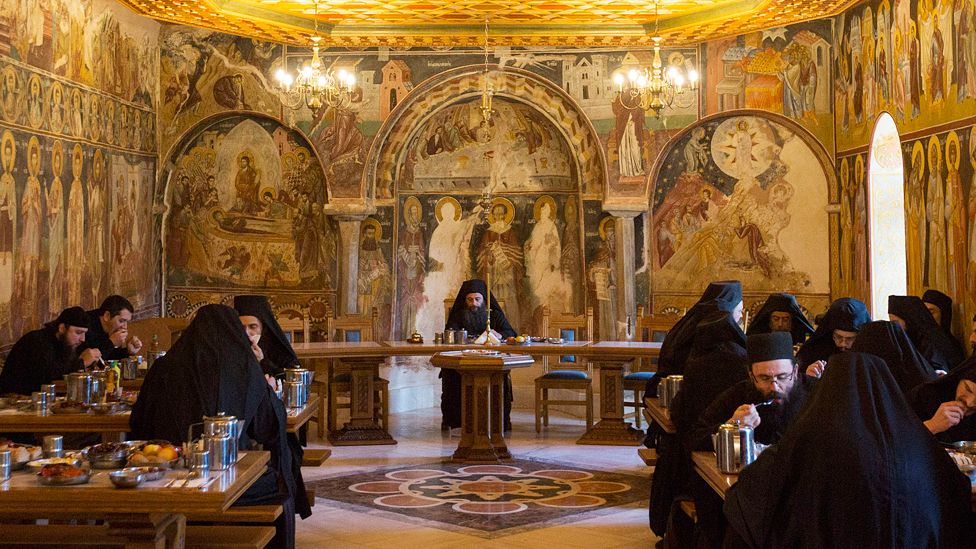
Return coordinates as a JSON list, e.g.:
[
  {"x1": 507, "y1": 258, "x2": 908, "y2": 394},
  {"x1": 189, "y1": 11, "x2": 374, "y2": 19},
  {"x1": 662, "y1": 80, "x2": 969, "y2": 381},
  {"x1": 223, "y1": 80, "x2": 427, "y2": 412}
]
[
  {"x1": 293, "y1": 340, "x2": 661, "y2": 446},
  {"x1": 0, "y1": 450, "x2": 270, "y2": 548},
  {"x1": 0, "y1": 396, "x2": 319, "y2": 439}
]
